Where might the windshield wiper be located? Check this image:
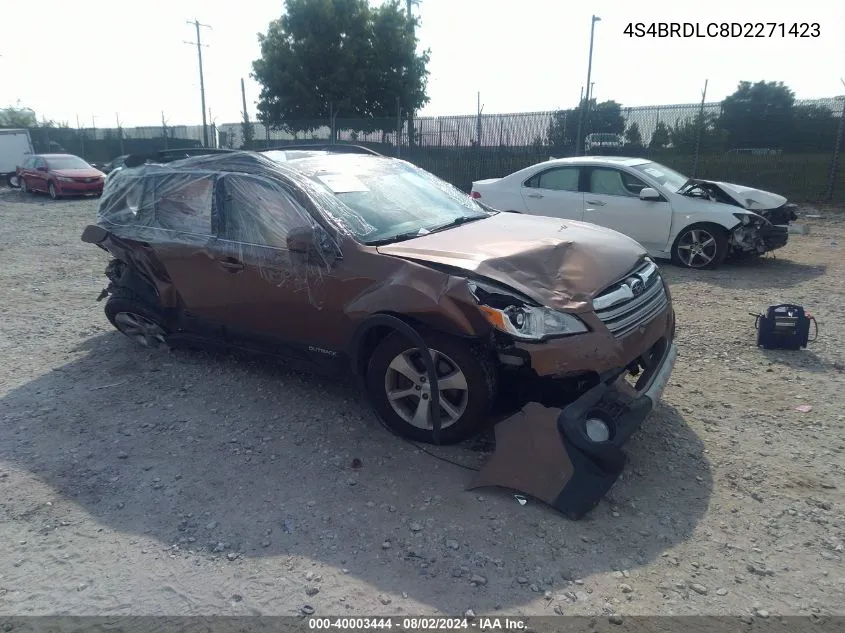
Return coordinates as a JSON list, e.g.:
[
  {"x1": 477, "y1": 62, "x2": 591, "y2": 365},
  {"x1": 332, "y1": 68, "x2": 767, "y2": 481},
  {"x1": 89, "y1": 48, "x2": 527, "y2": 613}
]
[
  {"x1": 365, "y1": 229, "x2": 430, "y2": 246},
  {"x1": 426, "y1": 214, "x2": 488, "y2": 234}
]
